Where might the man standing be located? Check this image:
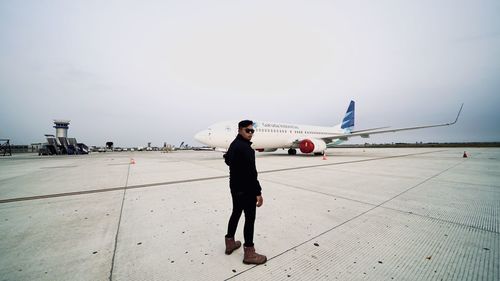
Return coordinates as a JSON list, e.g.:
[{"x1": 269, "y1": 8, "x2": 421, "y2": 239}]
[{"x1": 224, "y1": 120, "x2": 267, "y2": 265}]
